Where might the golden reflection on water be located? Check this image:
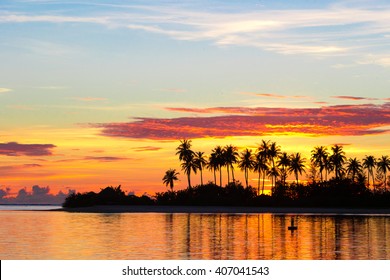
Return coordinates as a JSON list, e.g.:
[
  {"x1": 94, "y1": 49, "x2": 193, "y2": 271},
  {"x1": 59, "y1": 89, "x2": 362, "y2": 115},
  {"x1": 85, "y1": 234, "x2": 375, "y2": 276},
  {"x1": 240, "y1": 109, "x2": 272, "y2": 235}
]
[{"x1": 0, "y1": 211, "x2": 389, "y2": 259}]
